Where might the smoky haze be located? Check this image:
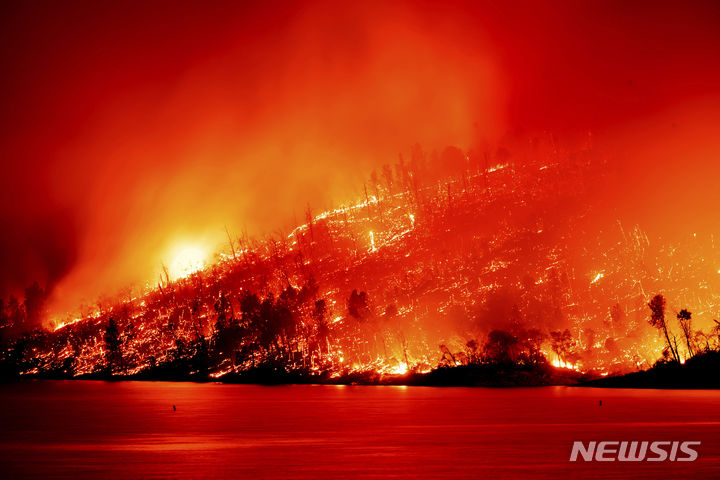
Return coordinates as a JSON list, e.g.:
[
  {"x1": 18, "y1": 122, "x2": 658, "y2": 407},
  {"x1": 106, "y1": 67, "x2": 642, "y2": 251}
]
[{"x1": 0, "y1": 1, "x2": 719, "y2": 321}]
